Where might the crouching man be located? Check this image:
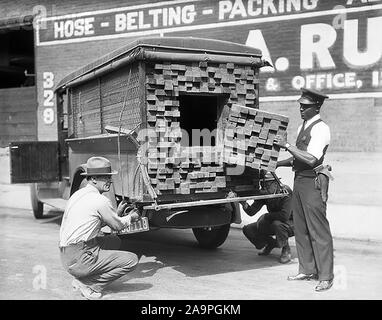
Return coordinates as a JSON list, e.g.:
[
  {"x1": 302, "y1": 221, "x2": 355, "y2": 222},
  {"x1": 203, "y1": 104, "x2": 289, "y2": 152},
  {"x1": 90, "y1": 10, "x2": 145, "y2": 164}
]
[
  {"x1": 241, "y1": 172, "x2": 294, "y2": 264},
  {"x1": 59, "y1": 156, "x2": 140, "y2": 300}
]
